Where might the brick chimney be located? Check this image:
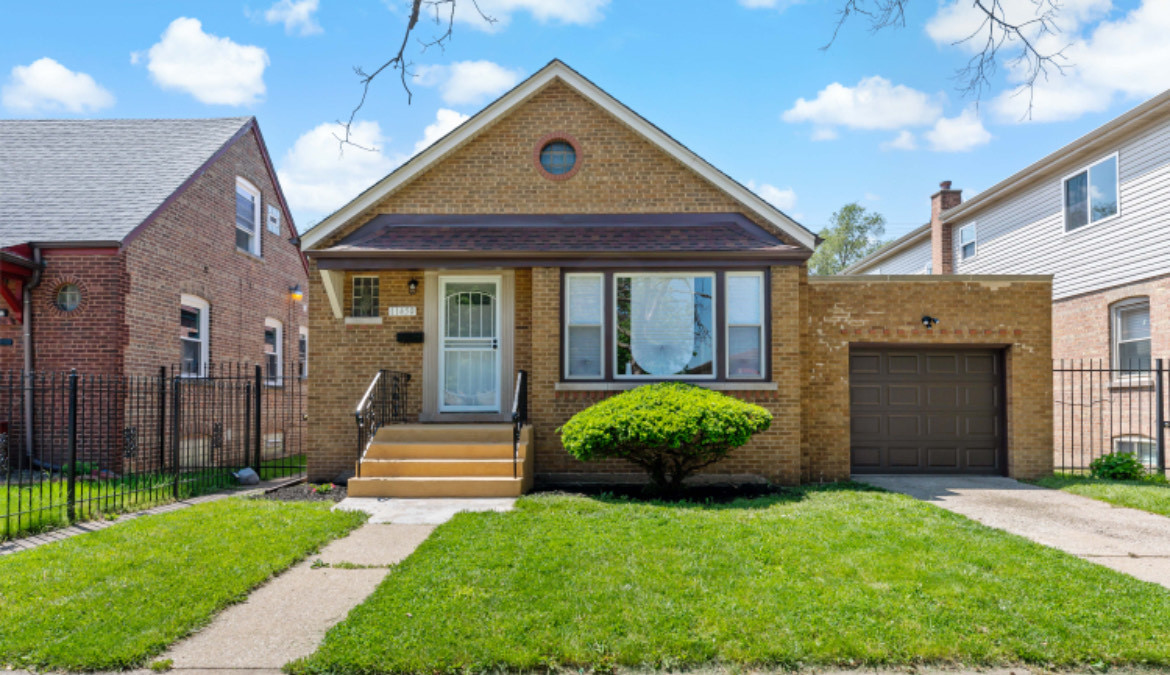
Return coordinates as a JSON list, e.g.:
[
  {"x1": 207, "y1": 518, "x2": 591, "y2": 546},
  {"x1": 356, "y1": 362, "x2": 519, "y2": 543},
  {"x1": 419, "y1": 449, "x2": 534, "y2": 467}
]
[{"x1": 930, "y1": 180, "x2": 962, "y2": 274}]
